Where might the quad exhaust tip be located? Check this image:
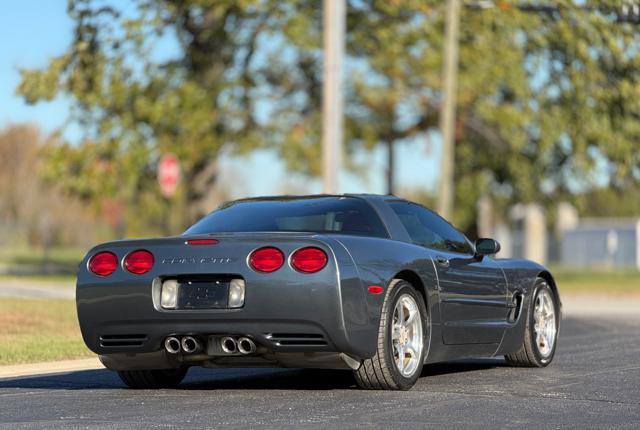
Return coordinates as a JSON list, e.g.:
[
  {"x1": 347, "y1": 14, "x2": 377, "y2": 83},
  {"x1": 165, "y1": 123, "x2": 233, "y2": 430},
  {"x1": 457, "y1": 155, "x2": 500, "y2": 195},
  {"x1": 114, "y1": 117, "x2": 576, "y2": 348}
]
[
  {"x1": 165, "y1": 335, "x2": 255, "y2": 355},
  {"x1": 164, "y1": 337, "x2": 181, "y2": 354},
  {"x1": 165, "y1": 336, "x2": 200, "y2": 354},
  {"x1": 181, "y1": 336, "x2": 202, "y2": 354},
  {"x1": 221, "y1": 336, "x2": 238, "y2": 354},
  {"x1": 237, "y1": 337, "x2": 257, "y2": 355}
]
